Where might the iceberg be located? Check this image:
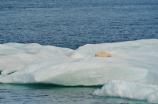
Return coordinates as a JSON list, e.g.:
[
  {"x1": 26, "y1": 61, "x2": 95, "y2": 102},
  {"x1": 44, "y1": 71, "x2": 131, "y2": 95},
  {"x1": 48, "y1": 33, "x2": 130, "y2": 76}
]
[{"x1": 0, "y1": 39, "x2": 158, "y2": 86}]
